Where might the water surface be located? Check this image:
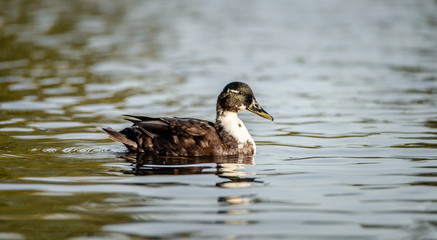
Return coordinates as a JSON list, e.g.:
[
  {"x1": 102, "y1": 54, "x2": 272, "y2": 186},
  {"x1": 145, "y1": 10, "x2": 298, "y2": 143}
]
[{"x1": 1, "y1": 0, "x2": 436, "y2": 239}]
